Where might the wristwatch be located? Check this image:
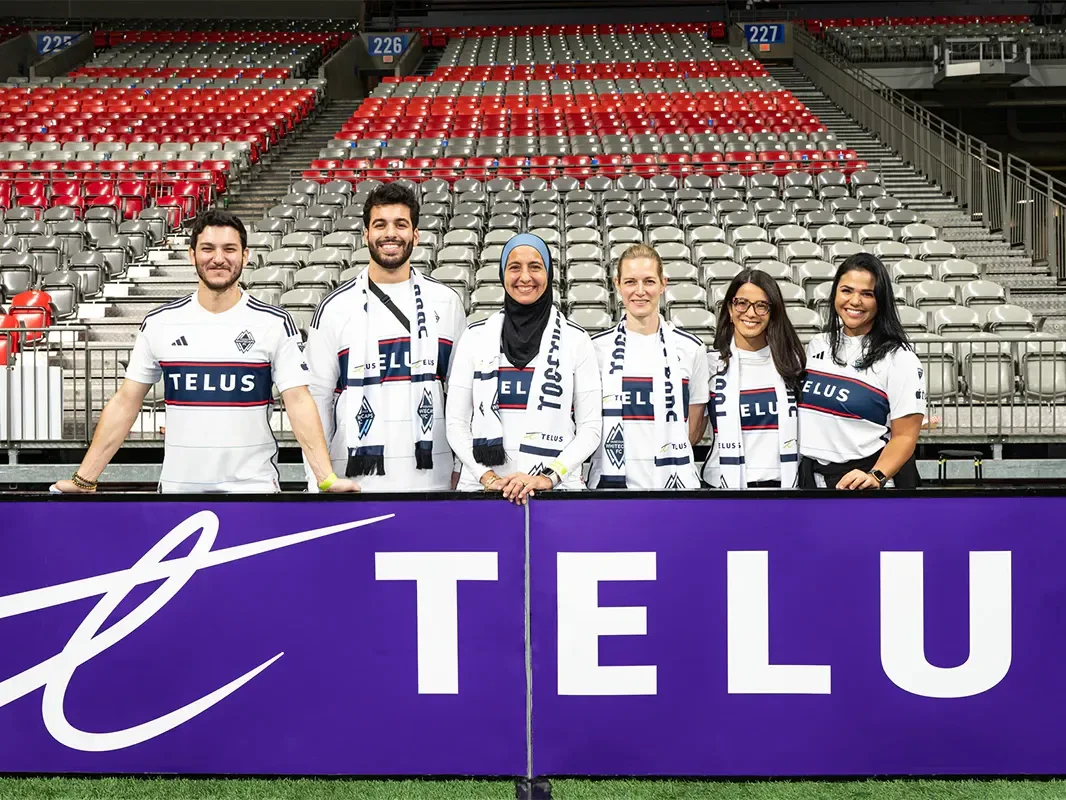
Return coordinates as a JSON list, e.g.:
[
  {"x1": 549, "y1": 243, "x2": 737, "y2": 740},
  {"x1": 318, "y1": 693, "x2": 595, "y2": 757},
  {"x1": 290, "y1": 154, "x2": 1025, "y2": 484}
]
[
  {"x1": 869, "y1": 469, "x2": 889, "y2": 488},
  {"x1": 540, "y1": 468, "x2": 561, "y2": 488}
]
